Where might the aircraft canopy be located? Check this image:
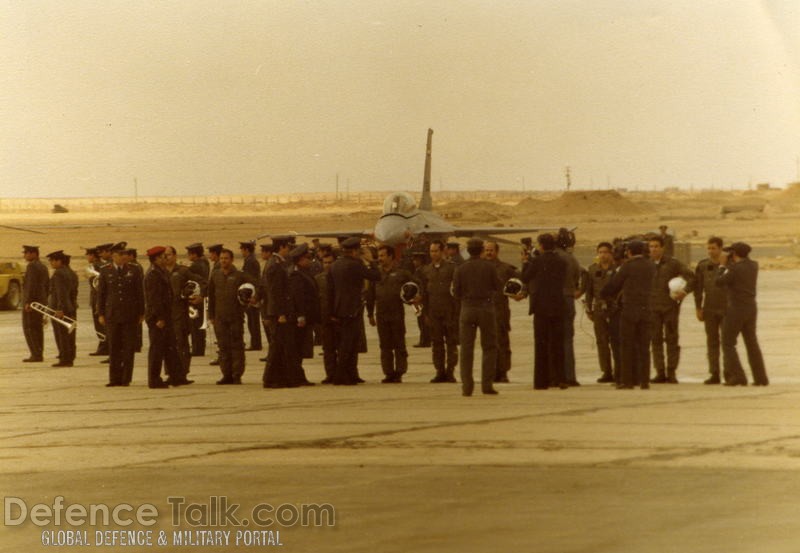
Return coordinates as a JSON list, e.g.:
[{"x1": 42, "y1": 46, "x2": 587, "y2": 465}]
[{"x1": 382, "y1": 192, "x2": 417, "y2": 215}]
